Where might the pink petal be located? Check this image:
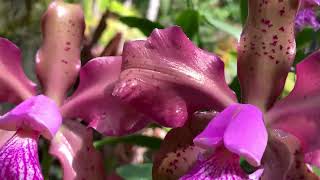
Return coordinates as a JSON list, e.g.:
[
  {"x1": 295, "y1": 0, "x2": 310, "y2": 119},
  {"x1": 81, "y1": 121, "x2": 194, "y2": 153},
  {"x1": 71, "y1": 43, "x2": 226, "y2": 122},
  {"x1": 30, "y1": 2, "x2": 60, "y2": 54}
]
[
  {"x1": 61, "y1": 57, "x2": 148, "y2": 136},
  {"x1": 0, "y1": 95, "x2": 62, "y2": 140},
  {"x1": 237, "y1": 0, "x2": 299, "y2": 110},
  {"x1": 0, "y1": 130, "x2": 43, "y2": 180},
  {"x1": 180, "y1": 148, "x2": 250, "y2": 180},
  {"x1": 113, "y1": 26, "x2": 237, "y2": 127},
  {"x1": 266, "y1": 50, "x2": 320, "y2": 153},
  {"x1": 36, "y1": 1, "x2": 85, "y2": 105},
  {"x1": 194, "y1": 104, "x2": 268, "y2": 167},
  {"x1": 49, "y1": 120, "x2": 105, "y2": 180},
  {"x1": 193, "y1": 105, "x2": 242, "y2": 149},
  {"x1": 0, "y1": 130, "x2": 15, "y2": 148},
  {"x1": 305, "y1": 150, "x2": 320, "y2": 168},
  {"x1": 0, "y1": 38, "x2": 36, "y2": 104}
]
